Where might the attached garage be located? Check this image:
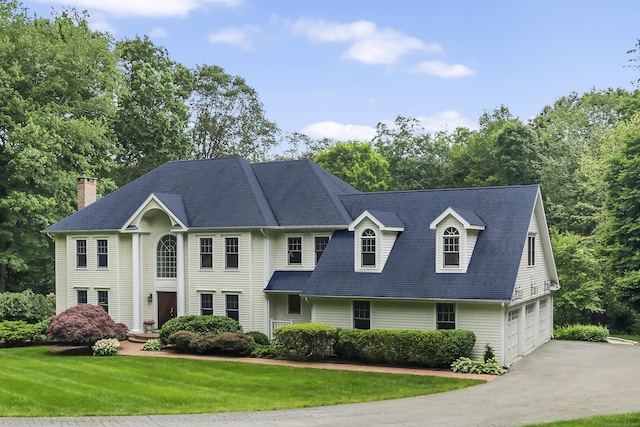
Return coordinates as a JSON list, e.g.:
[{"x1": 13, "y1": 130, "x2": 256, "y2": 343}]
[{"x1": 506, "y1": 309, "x2": 520, "y2": 364}]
